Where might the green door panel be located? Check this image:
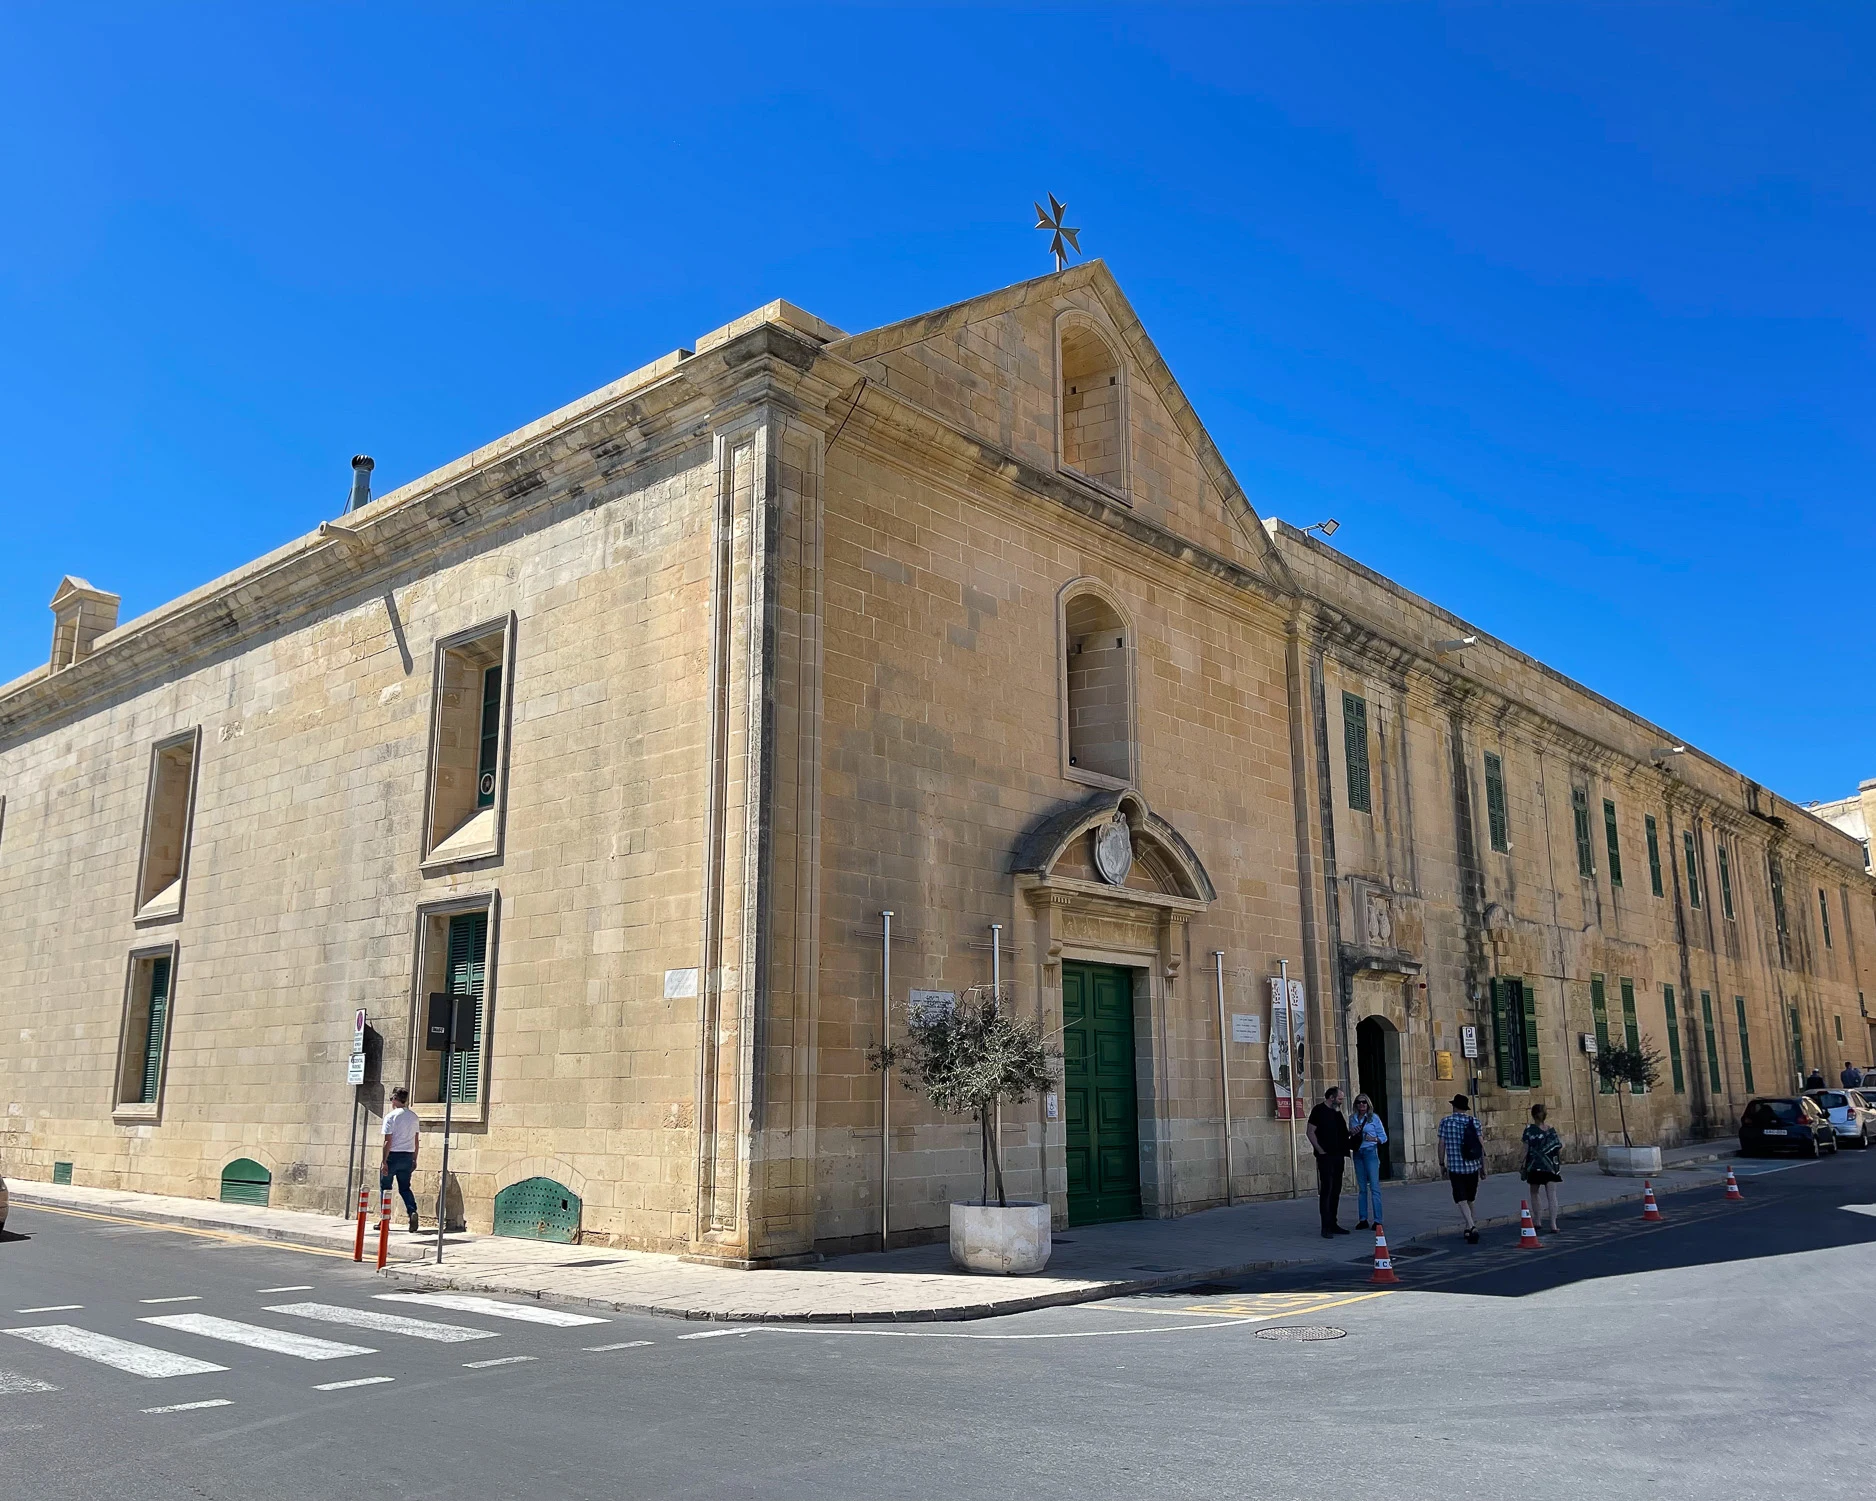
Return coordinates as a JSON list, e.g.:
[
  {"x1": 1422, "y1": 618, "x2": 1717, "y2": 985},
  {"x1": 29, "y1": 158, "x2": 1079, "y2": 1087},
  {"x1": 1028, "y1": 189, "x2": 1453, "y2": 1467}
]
[
  {"x1": 493, "y1": 1177, "x2": 582, "y2": 1243},
  {"x1": 1062, "y1": 962, "x2": 1142, "y2": 1226}
]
